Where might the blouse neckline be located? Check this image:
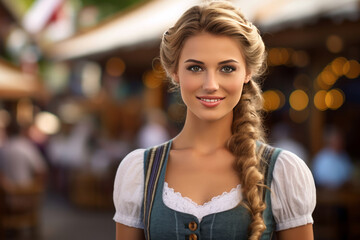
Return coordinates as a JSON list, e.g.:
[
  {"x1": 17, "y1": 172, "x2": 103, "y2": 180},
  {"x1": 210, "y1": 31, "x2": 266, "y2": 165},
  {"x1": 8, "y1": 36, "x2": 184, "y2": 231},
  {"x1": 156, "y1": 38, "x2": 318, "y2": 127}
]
[{"x1": 157, "y1": 139, "x2": 245, "y2": 222}]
